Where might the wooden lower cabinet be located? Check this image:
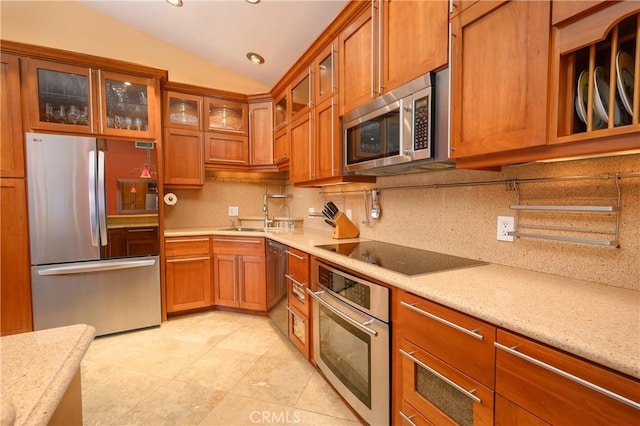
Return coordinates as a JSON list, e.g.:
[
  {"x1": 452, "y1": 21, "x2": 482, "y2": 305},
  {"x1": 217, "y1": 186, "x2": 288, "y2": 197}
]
[
  {"x1": 164, "y1": 237, "x2": 212, "y2": 313},
  {"x1": 286, "y1": 247, "x2": 310, "y2": 358},
  {"x1": 494, "y1": 395, "x2": 548, "y2": 426},
  {"x1": 393, "y1": 289, "x2": 496, "y2": 425},
  {"x1": 212, "y1": 236, "x2": 266, "y2": 311},
  {"x1": 102, "y1": 227, "x2": 159, "y2": 258},
  {"x1": 0, "y1": 178, "x2": 33, "y2": 335},
  {"x1": 495, "y1": 329, "x2": 640, "y2": 425}
]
